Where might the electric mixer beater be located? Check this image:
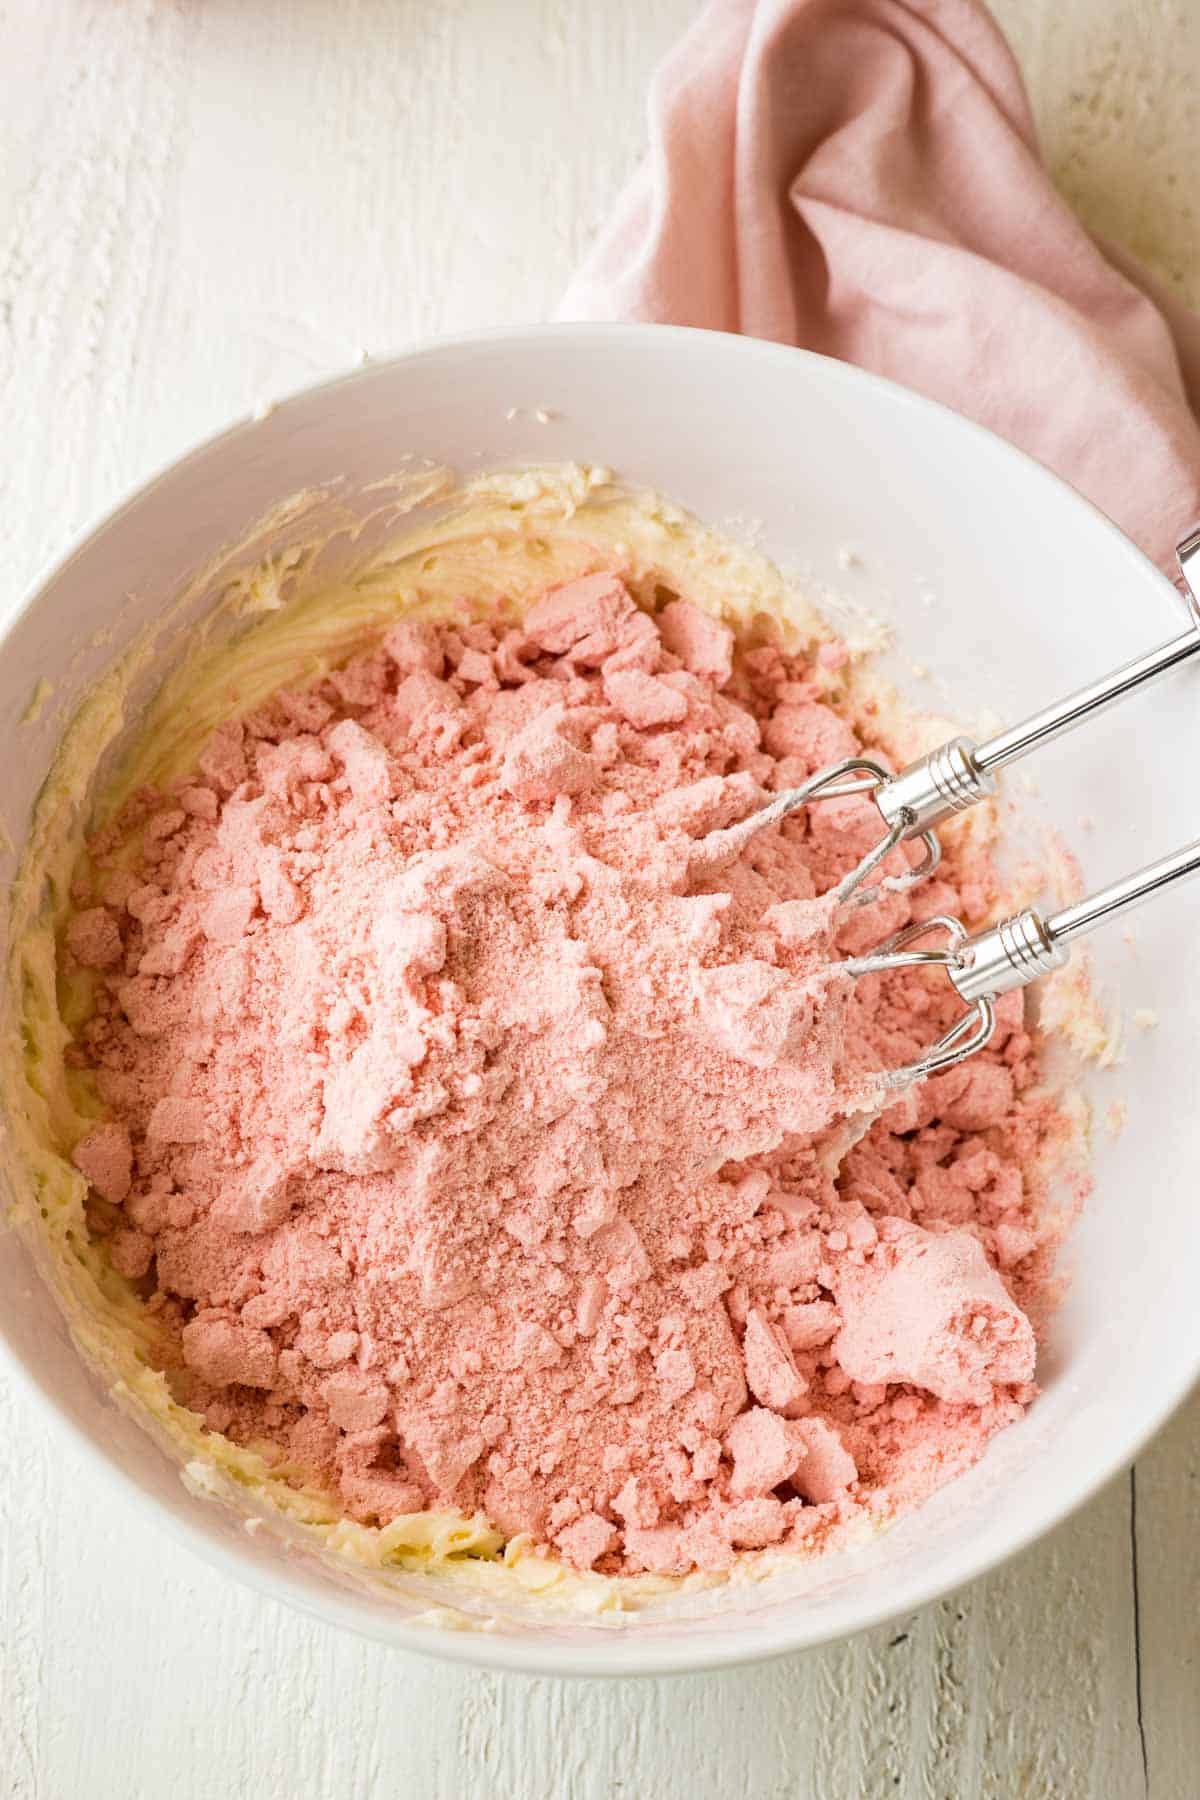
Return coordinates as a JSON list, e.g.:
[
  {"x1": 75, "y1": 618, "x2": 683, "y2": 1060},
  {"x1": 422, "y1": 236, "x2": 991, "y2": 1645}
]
[{"x1": 735, "y1": 527, "x2": 1200, "y2": 1085}]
